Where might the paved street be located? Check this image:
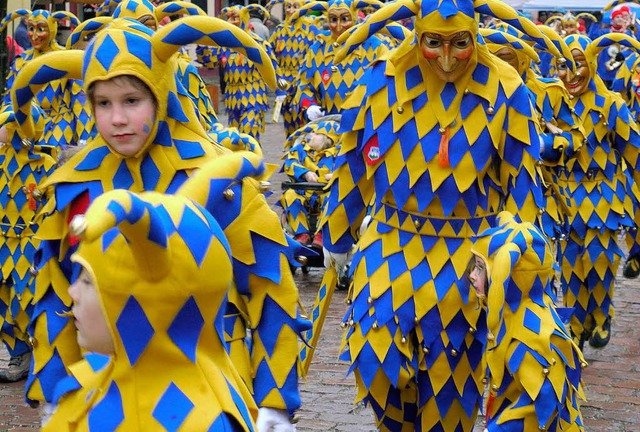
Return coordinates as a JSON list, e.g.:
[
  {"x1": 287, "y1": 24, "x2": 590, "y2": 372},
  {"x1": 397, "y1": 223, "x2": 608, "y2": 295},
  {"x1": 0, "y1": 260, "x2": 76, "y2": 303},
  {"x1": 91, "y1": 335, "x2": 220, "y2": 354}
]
[{"x1": 0, "y1": 118, "x2": 639, "y2": 431}]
